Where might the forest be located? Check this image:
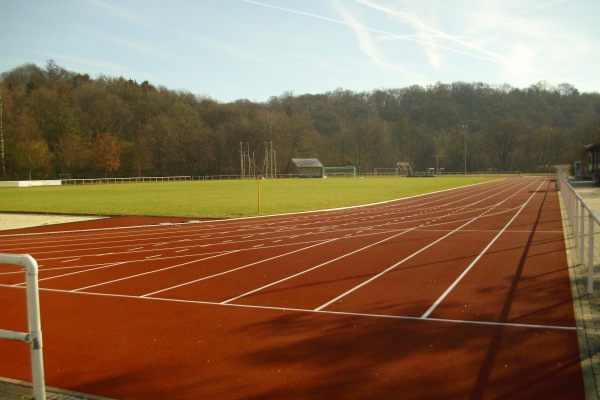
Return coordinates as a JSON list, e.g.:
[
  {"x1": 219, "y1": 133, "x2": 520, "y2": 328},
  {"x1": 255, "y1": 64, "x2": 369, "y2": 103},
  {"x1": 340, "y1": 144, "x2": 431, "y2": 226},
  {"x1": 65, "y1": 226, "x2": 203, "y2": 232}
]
[{"x1": 1, "y1": 60, "x2": 600, "y2": 180}]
